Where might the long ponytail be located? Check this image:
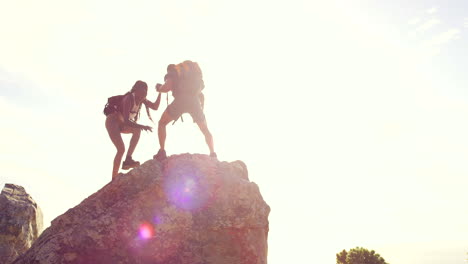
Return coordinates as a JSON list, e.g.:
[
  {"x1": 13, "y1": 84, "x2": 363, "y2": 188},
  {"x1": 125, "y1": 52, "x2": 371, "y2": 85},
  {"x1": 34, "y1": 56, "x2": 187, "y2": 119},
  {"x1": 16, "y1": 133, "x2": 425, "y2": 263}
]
[
  {"x1": 130, "y1": 80, "x2": 153, "y2": 122},
  {"x1": 145, "y1": 103, "x2": 153, "y2": 123}
]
